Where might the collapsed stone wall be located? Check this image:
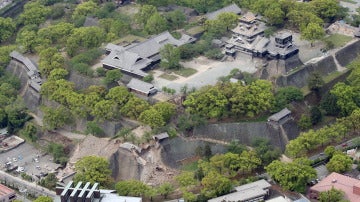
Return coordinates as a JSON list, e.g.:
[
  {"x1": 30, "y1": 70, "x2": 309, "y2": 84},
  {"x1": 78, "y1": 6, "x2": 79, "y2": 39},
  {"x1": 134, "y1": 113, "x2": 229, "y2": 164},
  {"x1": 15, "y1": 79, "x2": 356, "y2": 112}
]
[
  {"x1": 335, "y1": 40, "x2": 360, "y2": 66},
  {"x1": 276, "y1": 55, "x2": 337, "y2": 88}
]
